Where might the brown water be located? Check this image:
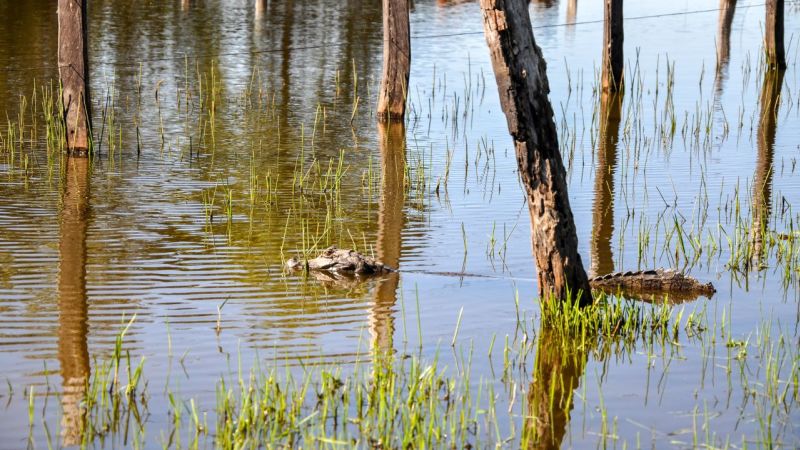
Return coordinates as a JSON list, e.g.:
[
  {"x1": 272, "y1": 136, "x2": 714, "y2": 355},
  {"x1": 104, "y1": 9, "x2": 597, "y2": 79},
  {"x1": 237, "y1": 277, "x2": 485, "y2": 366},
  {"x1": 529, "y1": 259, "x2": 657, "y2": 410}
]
[{"x1": 1, "y1": 0, "x2": 799, "y2": 448}]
